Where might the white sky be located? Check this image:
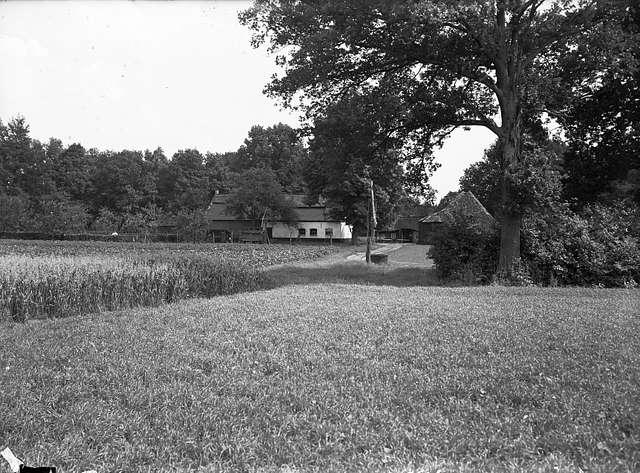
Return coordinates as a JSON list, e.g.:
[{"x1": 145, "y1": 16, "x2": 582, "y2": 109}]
[{"x1": 0, "y1": 0, "x2": 495, "y2": 200}]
